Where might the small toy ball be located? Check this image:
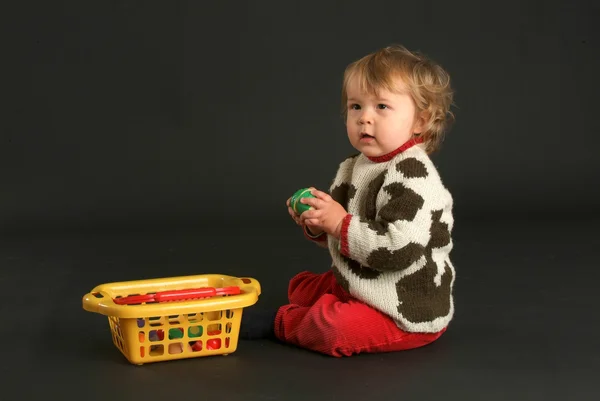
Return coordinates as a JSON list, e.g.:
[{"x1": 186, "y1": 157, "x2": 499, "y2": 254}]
[
  {"x1": 206, "y1": 338, "x2": 221, "y2": 350},
  {"x1": 168, "y1": 328, "x2": 184, "y2": 340},
  {"x1": 290, "y1": 188, "x2": 316, "y2": 215},
  {"x1": 190, "y1": 341, "x2": 203, "y2": 351},
  {"x1": 188, "y1": 326, "x2": 202, "y2": 338}
]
